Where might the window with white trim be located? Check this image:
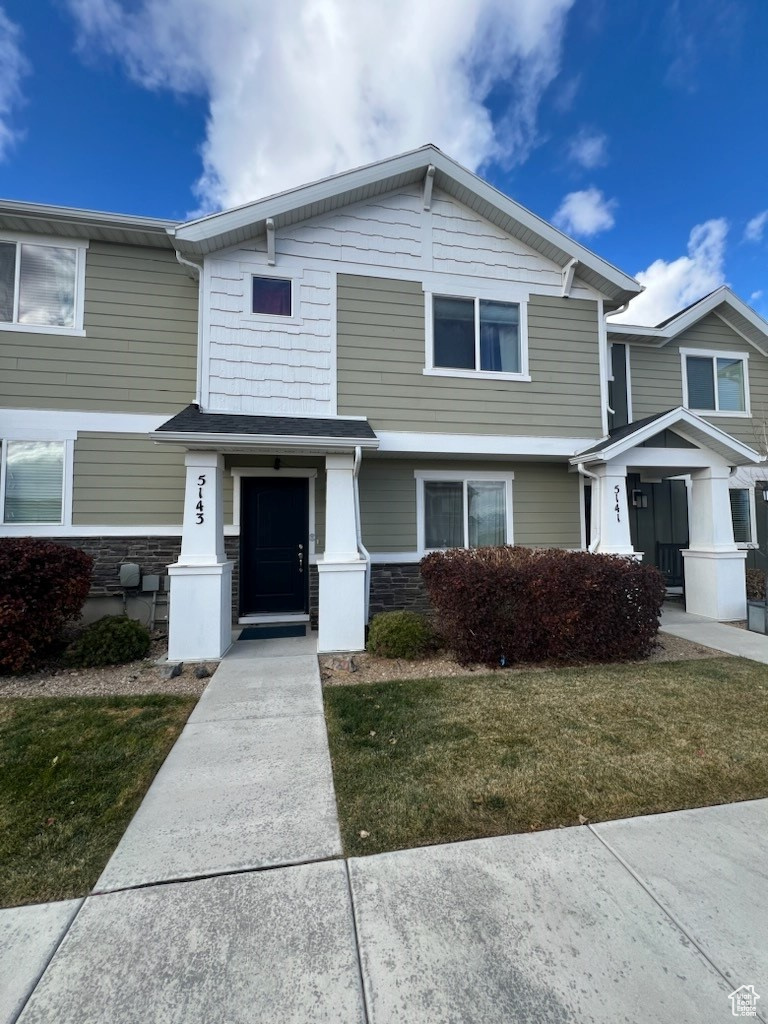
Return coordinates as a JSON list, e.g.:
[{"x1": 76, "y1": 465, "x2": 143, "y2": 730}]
[
  {"x1": 0, "y1": 240, "x2": 84, "y2": 330},
  {"x1": 1, "y1": 440, "x2": 66, "y2": 524},
  {"x1": 251, "y1": 275, "x2": 292, "y2": 316},
  {"x1": 416, "y1": 471, "x2": 514, "y2": 552},
  {"x1": 729, "y1": 488, "x2": 754, "y2": 545},
  {"x1": 428, "y1": 294, "x2": 527, "y2": 378},
  {"x1": 683, "y1": 350, "x2": 748, "y2": 414}
]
